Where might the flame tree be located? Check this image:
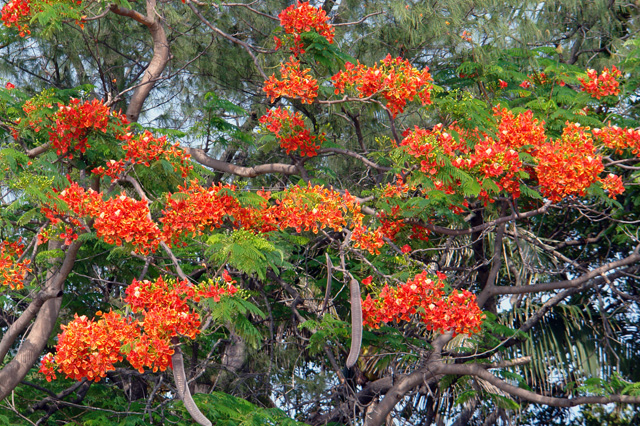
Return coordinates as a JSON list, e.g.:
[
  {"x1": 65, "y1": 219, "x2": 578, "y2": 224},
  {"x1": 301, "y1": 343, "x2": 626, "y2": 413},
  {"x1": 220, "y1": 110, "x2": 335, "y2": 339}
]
[{"x1": 1, "y1": 1, "x2": 640, "y2": 425}]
